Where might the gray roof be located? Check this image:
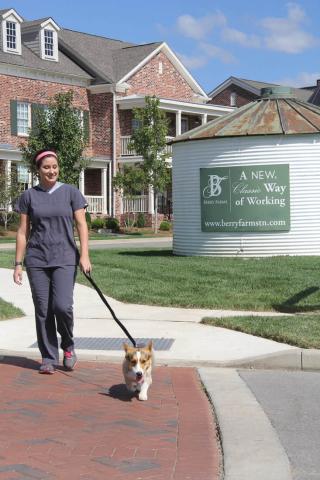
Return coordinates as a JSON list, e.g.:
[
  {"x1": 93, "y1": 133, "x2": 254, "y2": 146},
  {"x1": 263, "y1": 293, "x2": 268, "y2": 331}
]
[
  {"x1": 0, "y1": 41, "x2": 92, "y2": 79},
  {"x1": 239, "y1": 78, "x2": 315, "y2": 103},
  {"x1": 0, "y1": 12, "x2": 163, "y2": 85},
  {"x1": 59, "y1": 29, "x2": 161, "y2": 83},
  {"x1": 0, "y1": 8, "x2": 12, "y2": 16},
  {"x1": 21, "y1": 17, "x2": 52, "y2": 28}
]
